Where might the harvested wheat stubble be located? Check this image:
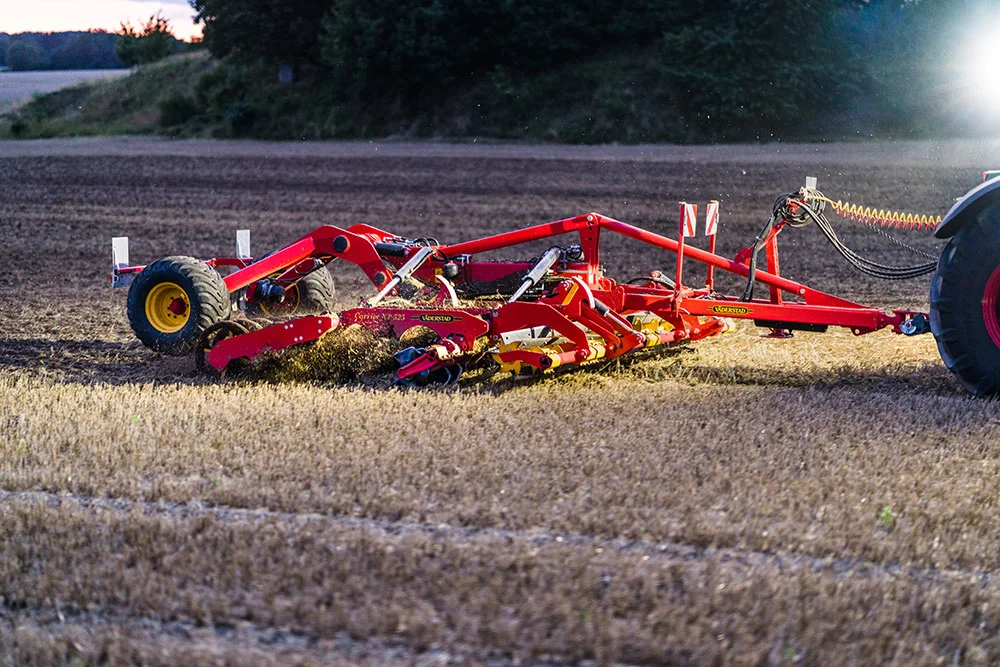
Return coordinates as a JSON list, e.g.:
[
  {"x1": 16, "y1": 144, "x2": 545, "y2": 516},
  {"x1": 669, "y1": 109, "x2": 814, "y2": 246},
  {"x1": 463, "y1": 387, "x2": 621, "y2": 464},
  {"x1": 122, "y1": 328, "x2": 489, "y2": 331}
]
[
  {"x1": 3, "y1": 496, "x2": 1000, "y2": 665},
  {"x1": 250, "y1": 324, "x2": 405, "y2": 384},
  {"x1": 2, "y1": 138, "x2": 999, "y2": 664}
]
